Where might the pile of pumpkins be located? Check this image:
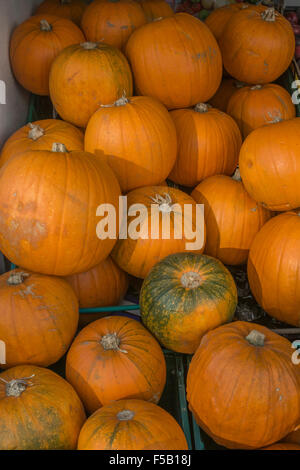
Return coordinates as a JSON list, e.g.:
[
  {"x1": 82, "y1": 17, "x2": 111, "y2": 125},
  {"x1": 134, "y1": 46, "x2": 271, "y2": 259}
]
[{"x1": 0, "y1": 0, "x2": 299, "y2": 451}]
